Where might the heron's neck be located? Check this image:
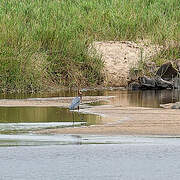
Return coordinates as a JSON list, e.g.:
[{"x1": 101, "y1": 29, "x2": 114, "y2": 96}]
[{"x1": 80, "y1": 95, "x2": 82, "y2": 102}]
